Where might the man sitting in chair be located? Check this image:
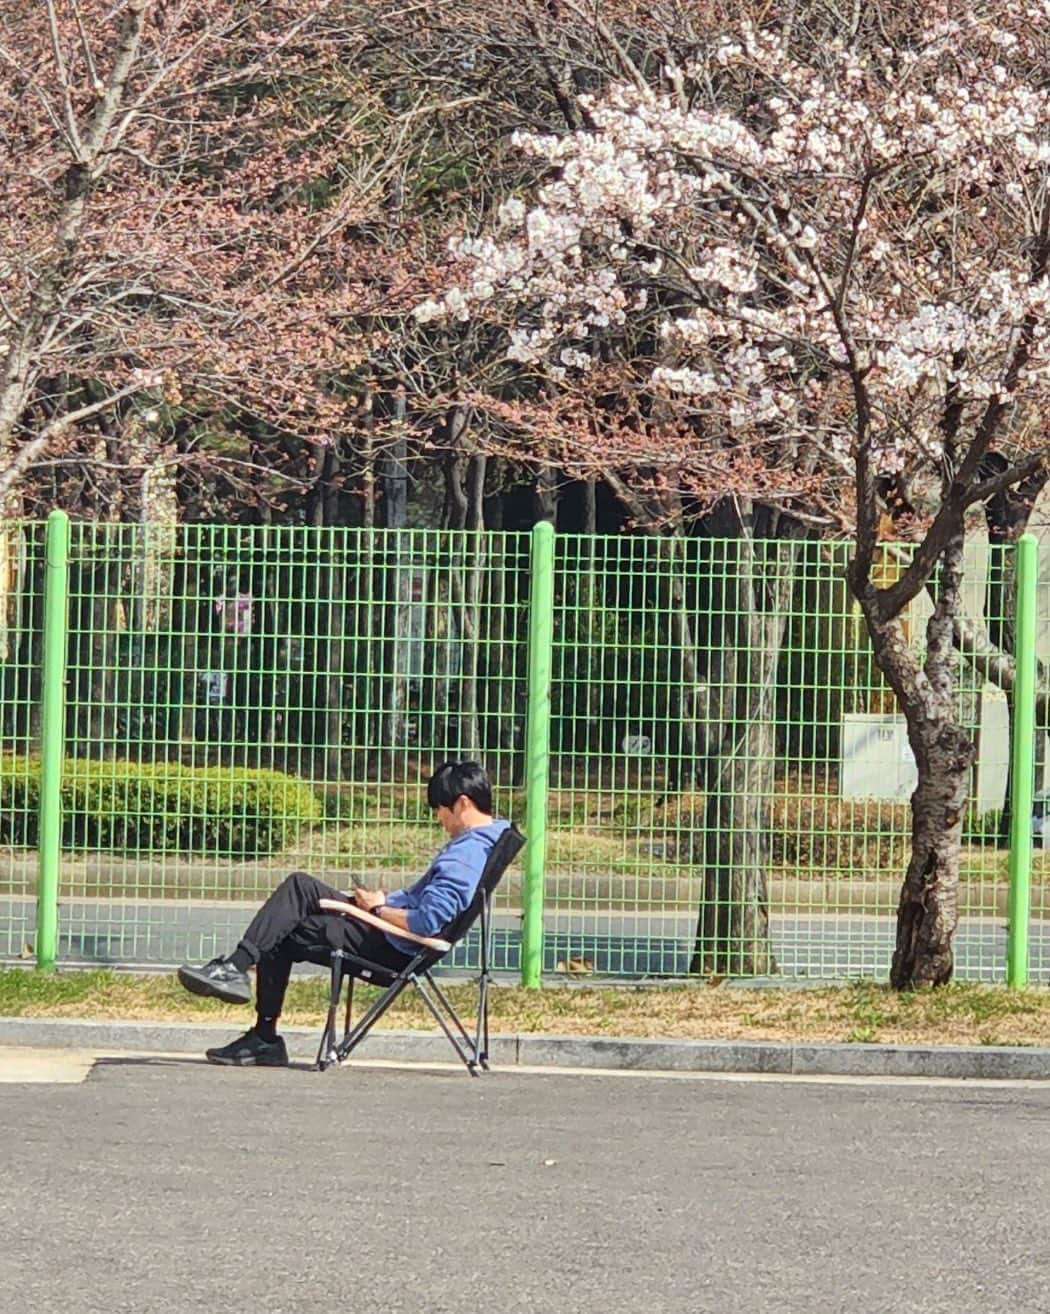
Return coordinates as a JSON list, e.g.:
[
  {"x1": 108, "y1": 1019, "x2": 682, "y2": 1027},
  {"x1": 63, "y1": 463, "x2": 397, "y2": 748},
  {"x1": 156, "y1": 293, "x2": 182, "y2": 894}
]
[{"x1": 177, "y1": 760, "x2": 509, "y2": 1067}]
